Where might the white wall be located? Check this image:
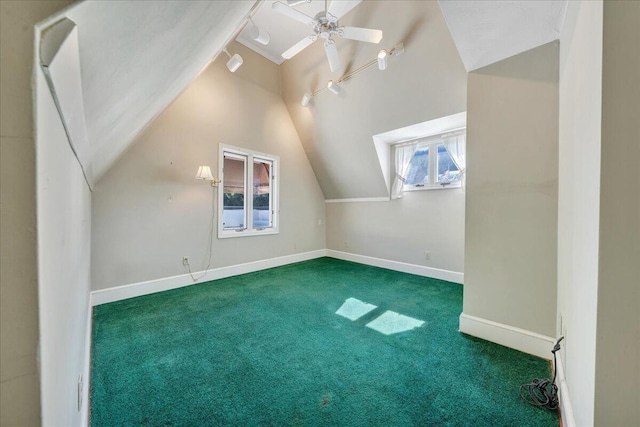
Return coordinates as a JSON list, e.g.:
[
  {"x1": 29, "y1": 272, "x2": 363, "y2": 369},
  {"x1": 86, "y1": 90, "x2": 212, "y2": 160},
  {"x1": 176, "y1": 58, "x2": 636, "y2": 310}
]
[
  {"x1": 0, "y1": 1, "x2": 73, "y2": 425},
  {"x1": 594, "y1": 1, "x2": 640, "y2": 424},
  {"x1": 326, "y1": 191, "x2": 465, "y2": 275},
  {"x1": 464, "y1": 42, "x2": 559, "y2": 338},
  {"x1": 35, "y1": 51, "x2": 92, "y2": 426},
  {"x1": 557, "y1": 2, "x2": 603, "y2": 425},
  {"x1": 91, "y1": 42, "x2": 326, "y2": 290},
  {"x1": 282, "y1": 1, "x2": 467, "y2": 274}
]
